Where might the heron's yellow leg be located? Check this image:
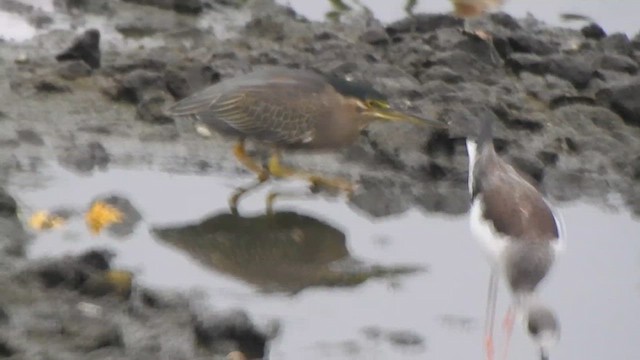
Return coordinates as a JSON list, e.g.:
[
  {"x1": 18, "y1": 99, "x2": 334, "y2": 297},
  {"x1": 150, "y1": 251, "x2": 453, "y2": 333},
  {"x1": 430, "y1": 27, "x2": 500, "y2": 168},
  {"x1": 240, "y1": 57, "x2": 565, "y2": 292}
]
[
  {"x1": 228, "y1": 140, "x2": 270, "y2": 214},
  {"x1": 267, "y1": 151, "x2": 355, "y2": 194},
  {"x1": 266, "y1": 190, "x2": 316, "y2": 215},
  {"x1": 232, "y1": 140, "x2": 269, "y2": 181}
]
